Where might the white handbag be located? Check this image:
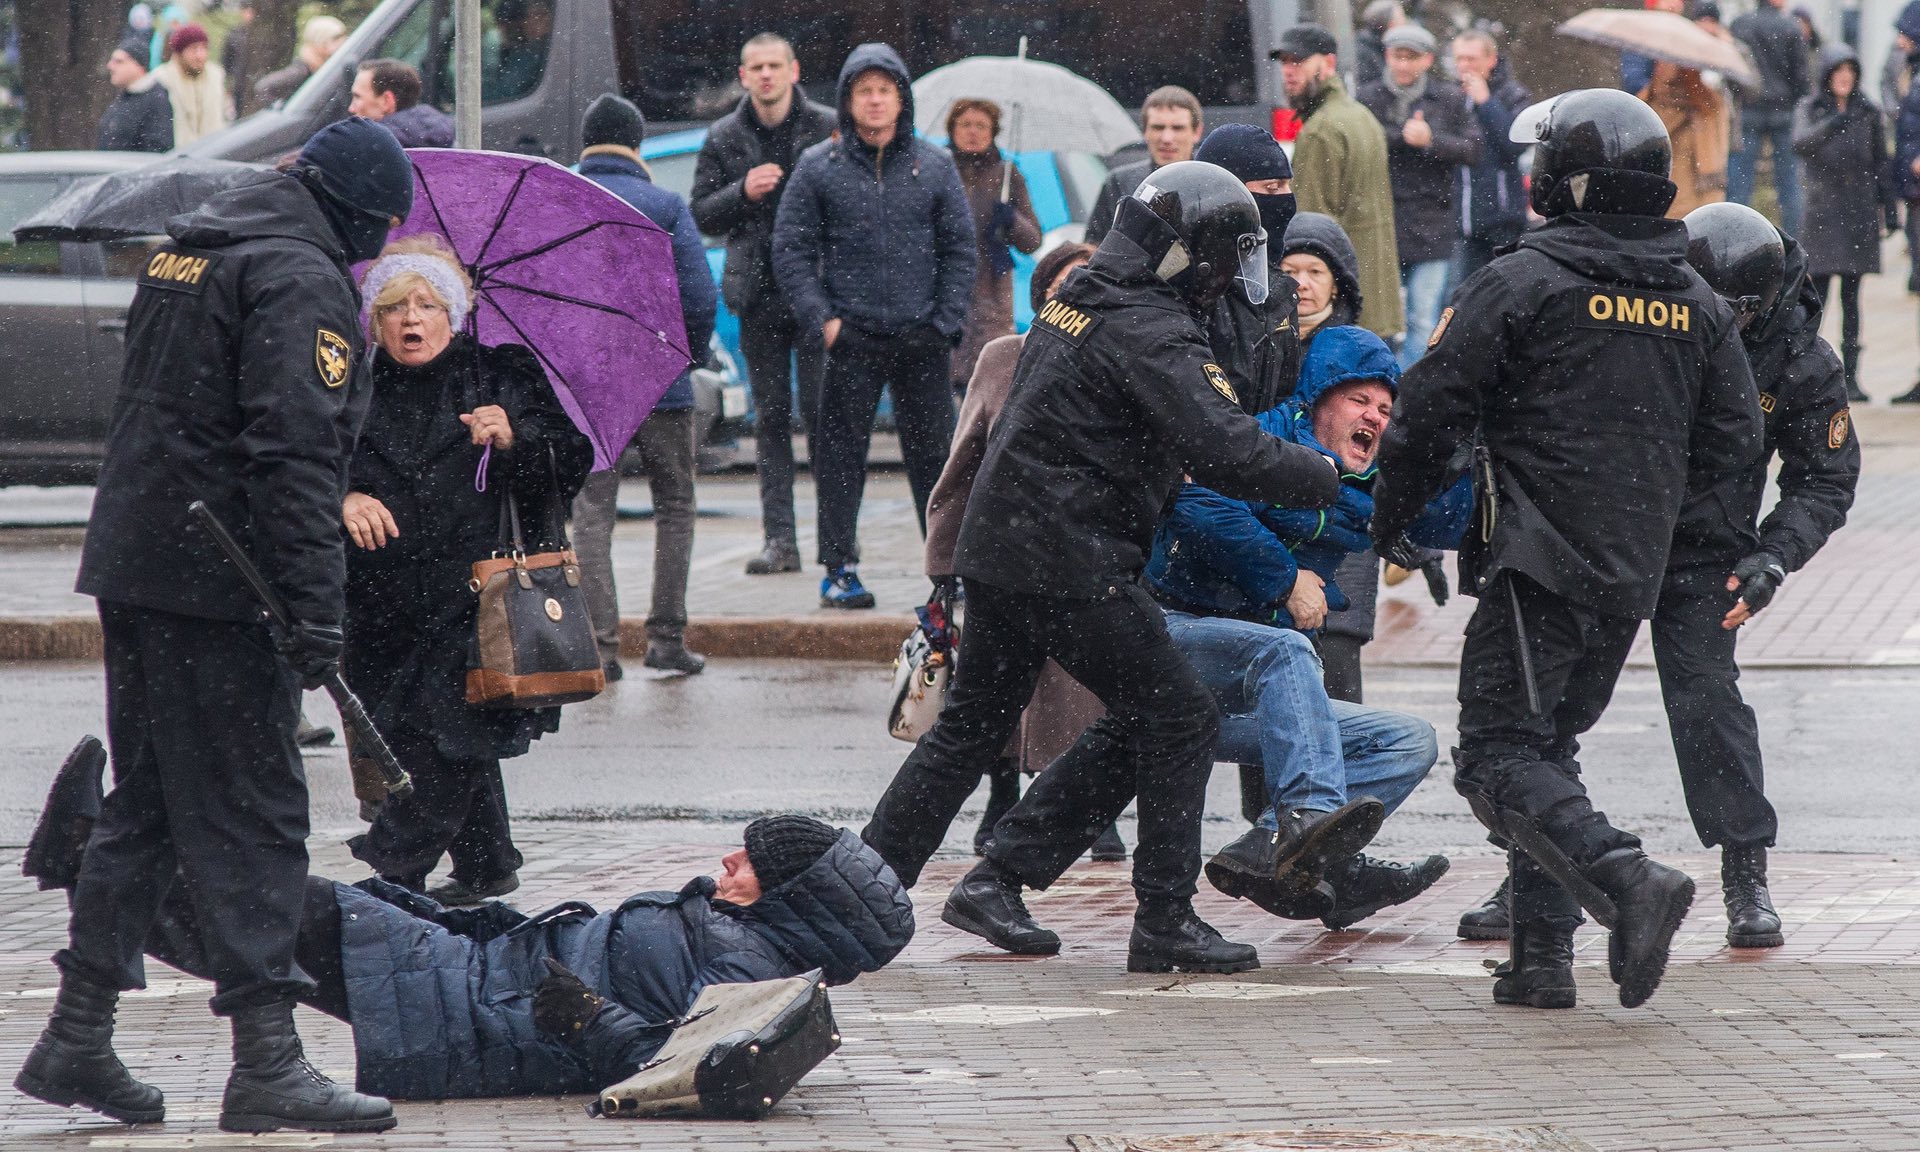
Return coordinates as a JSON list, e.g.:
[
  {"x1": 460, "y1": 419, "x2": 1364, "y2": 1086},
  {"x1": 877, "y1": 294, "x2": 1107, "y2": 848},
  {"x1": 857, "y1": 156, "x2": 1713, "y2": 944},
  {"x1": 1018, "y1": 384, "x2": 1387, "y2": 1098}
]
[{"x1": 887, "y1": 594, "x2": 956, "y2": 743}]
